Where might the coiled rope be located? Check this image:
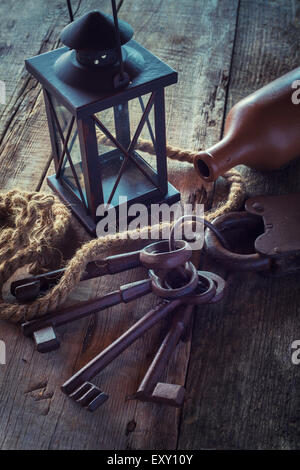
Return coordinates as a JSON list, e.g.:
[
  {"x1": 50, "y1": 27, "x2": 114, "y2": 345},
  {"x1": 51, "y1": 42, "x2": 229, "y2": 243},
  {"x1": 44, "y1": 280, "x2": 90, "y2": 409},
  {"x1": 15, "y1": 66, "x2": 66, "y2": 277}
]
[{"x1": 0, "y1": 141, "x2": 245, "y2": 323}]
